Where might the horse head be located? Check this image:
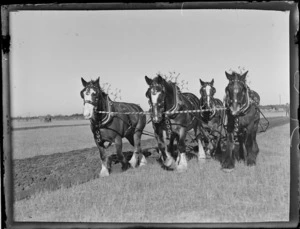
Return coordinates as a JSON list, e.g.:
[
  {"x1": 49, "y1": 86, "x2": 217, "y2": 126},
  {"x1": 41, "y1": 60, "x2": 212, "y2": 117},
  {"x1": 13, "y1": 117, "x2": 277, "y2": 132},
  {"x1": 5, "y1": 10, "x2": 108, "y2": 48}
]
[
  {"x1": 80, "y1": 77, "x2": 106, "y2": 119},
  {"x1": 224, "y1": 71, "x2": 249, "y2": 116},
  {"x1": 199, "y1": 78, "x2": 216, "y2": 110},
  {"x1": 145, "y1": 74, "x2": 172, "y2": 123}
]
